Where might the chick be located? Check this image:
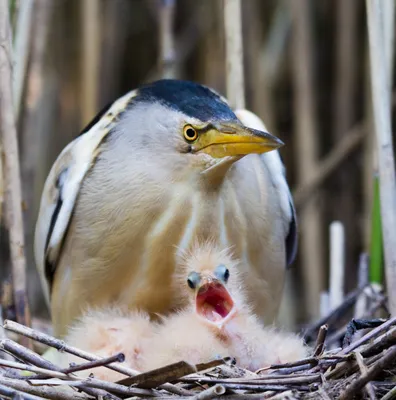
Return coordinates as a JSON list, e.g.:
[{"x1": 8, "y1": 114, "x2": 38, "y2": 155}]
[
  {"x1": 60, "y1": 307, "x2": 155, "y2": 381},
  {"x1": 146, "y1": 243, "x2": 310, "y2": 372},
  {"x1": 59, "y1": 245, "x2": 309, "y2": 379}
]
